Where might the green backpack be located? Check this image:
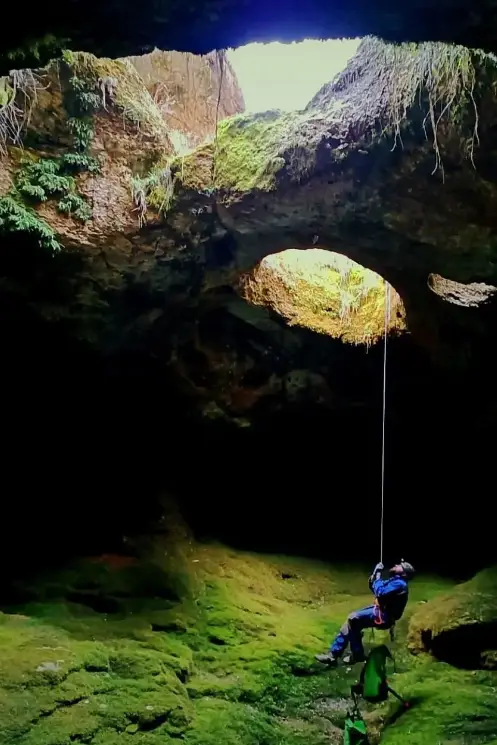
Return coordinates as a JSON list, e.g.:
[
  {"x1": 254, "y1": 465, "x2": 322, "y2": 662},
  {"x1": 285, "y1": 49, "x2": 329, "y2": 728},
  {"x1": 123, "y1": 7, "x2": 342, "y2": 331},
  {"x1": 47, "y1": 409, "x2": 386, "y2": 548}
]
[
  {"x1": 343, "y1": 645, "x2": 407, "y2": 745},
  {"x1": 343, "y1": 714, "x2": 370, "y2": 745},
  {"x1": 360, "y1": 644, "x2": 393, "y2": 703}
]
